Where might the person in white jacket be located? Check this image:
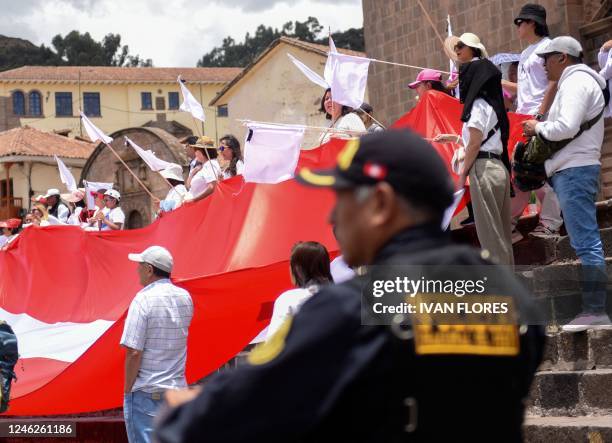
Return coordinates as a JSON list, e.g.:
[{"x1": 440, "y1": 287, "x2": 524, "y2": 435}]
[
  {"x1": 523, "y1": 36, "x2": 610, "y2": 332},
  {"x1": 598, "y1": 39, "x2": 612, "y2": 118}
]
